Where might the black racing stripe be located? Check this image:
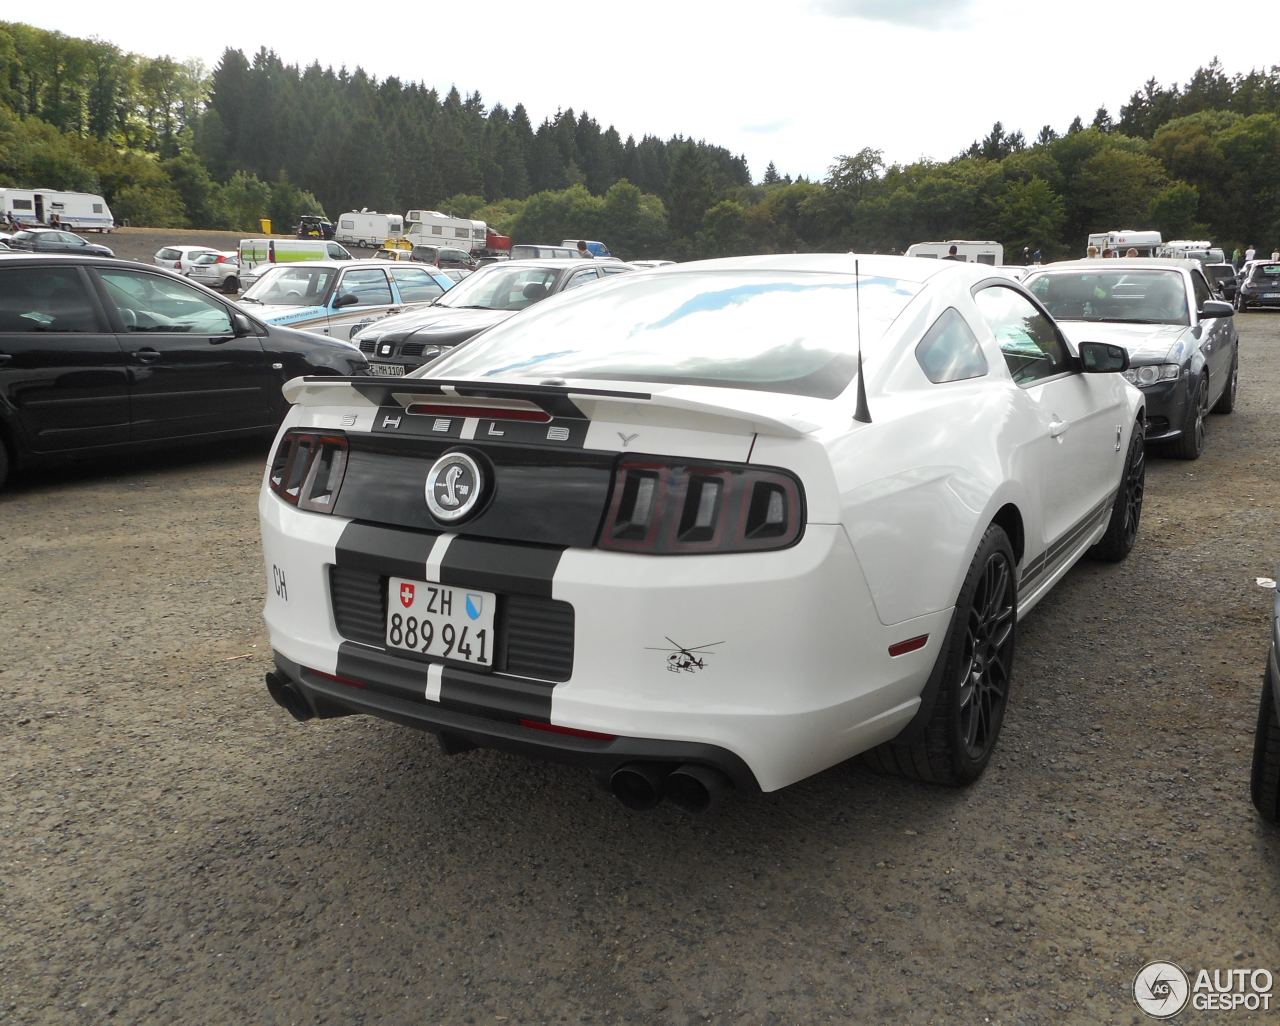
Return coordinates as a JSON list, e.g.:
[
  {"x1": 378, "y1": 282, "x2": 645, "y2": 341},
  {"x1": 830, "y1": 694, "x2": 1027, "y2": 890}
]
[
  {"x1": 438, "y1": 536, "x2": 565, "y2": 598},
  {"x1": 334, "y1": 520, "x2": 440, "y2": 581},
  {"x1": 438, "y1": 664, "x2": 553, "y2": 722},
  {"x1": 1020, "y1": 490, "x2": 1116, "y2": 589}
]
